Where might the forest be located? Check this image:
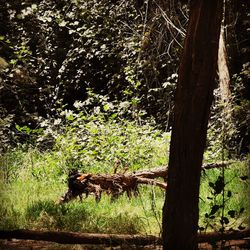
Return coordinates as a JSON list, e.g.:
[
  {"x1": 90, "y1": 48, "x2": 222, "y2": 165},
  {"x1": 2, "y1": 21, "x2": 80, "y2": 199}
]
[{"x1": 0, "y1": 0, "x2": 249, "y2": 249}]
